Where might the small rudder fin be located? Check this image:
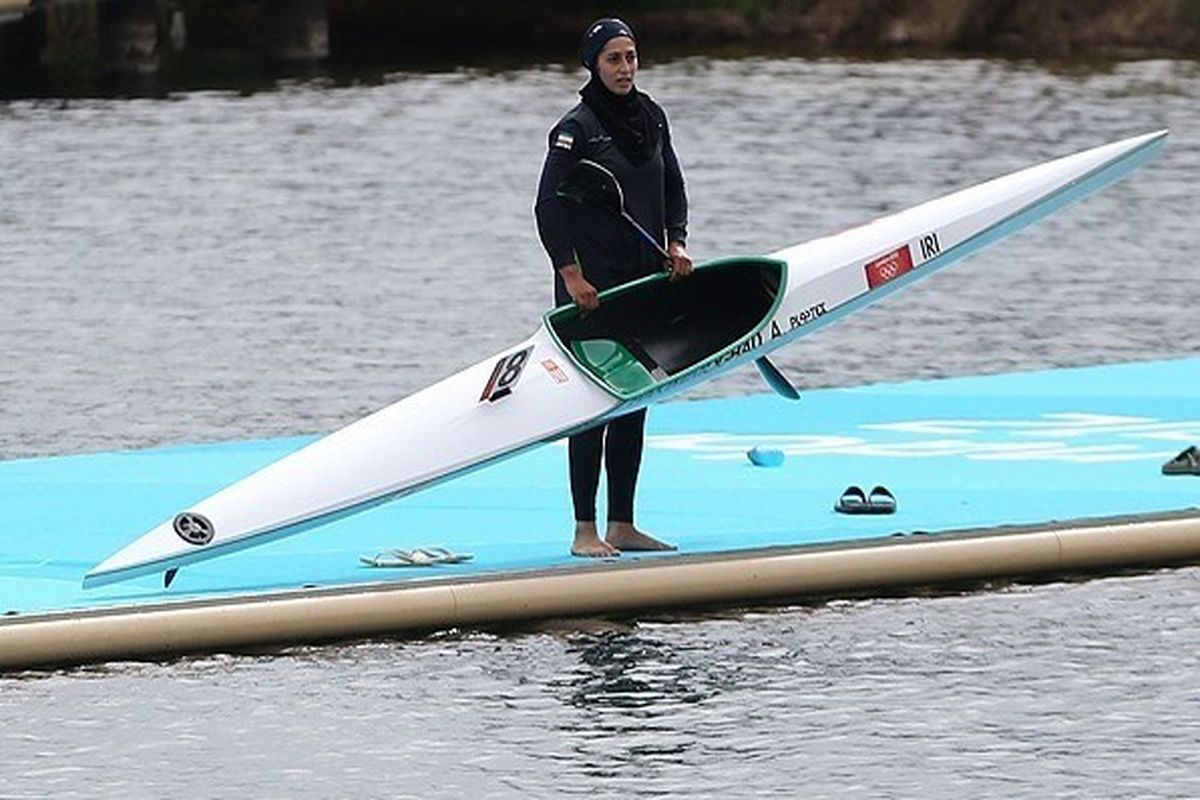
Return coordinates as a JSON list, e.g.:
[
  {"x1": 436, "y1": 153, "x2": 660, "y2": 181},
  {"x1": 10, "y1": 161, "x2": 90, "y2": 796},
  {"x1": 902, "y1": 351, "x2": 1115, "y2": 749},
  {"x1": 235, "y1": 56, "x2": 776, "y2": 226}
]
[{"x1": 755, "y1": 356, "x2": 801, "y2": 400}]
